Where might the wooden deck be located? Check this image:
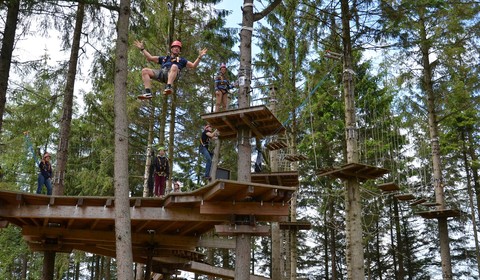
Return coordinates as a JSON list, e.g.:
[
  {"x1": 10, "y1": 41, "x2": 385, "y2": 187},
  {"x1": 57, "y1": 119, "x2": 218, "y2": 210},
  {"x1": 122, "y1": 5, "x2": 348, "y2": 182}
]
[
  {"x1": 201, "y1": 105, "x2": 285, "y2": 139},
  {"x1": 316, "y1": 163, "x2": 389, "y2": 181},
  {"x1": 416, "y1": 209, "x2": 461, "y2": 219},
  {"x1": 251, "y1": 171, "x2": 299, "y2": 187},
  {"x1": 0, "y1": 179, "x2": 297, "y2": 279}
]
